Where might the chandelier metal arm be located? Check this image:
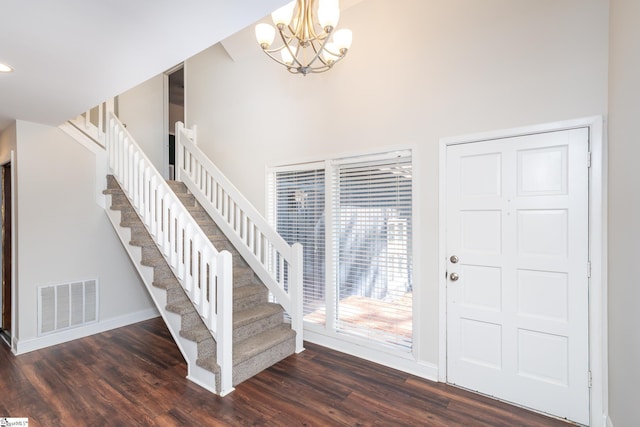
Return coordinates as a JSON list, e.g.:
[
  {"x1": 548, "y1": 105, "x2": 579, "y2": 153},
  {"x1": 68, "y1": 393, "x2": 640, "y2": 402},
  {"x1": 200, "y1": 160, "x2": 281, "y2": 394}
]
[
  {"x1": 256, "y1": 0, "x2": 351, "y2": 75},
  {"x1": 301, "y1": 28, "x2": 335, "y2": 70}
]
